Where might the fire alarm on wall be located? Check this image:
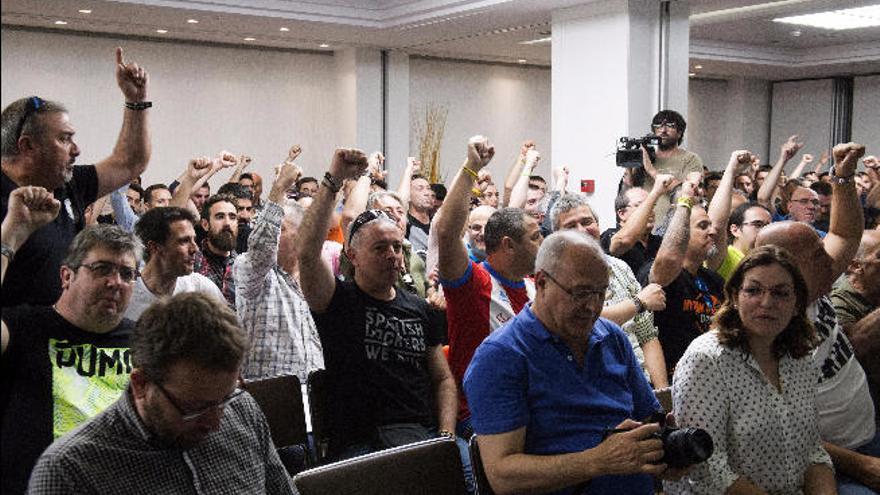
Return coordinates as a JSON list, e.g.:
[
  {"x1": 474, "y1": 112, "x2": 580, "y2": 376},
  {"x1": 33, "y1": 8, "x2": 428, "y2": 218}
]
[{"x1": 581, "y1": 179, "x2": 595, "y2": 194}]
